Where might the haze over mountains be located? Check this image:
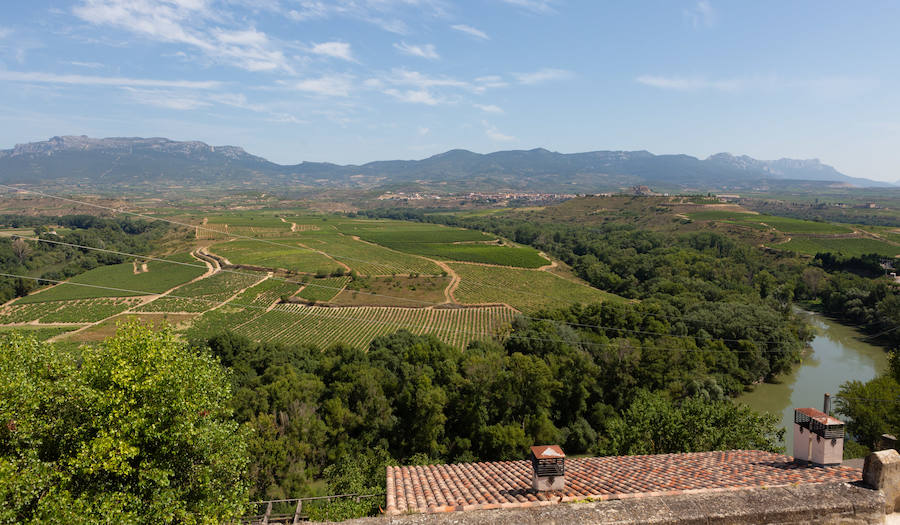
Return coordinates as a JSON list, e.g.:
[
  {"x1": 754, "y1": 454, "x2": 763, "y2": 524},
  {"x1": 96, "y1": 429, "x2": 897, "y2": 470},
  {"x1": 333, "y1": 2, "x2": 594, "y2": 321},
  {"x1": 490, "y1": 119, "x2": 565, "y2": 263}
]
[{"x1": 0, "y1": 136, "x2": 890, "y2": 191}]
